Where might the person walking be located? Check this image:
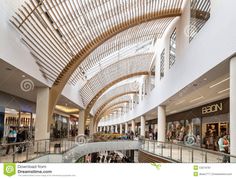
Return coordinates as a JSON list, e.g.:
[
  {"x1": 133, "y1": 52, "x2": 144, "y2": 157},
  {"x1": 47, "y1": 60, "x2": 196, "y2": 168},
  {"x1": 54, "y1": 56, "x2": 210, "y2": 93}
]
[
  {"x1": 218, "y1": 135, "x2": 230, "y2": 163},
  {"x1": 5, "y1": 127, "x2": 17, "y2": 155},
  {"x1": 17, "y1": 127, "x2": 28, "y2": 153}
]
